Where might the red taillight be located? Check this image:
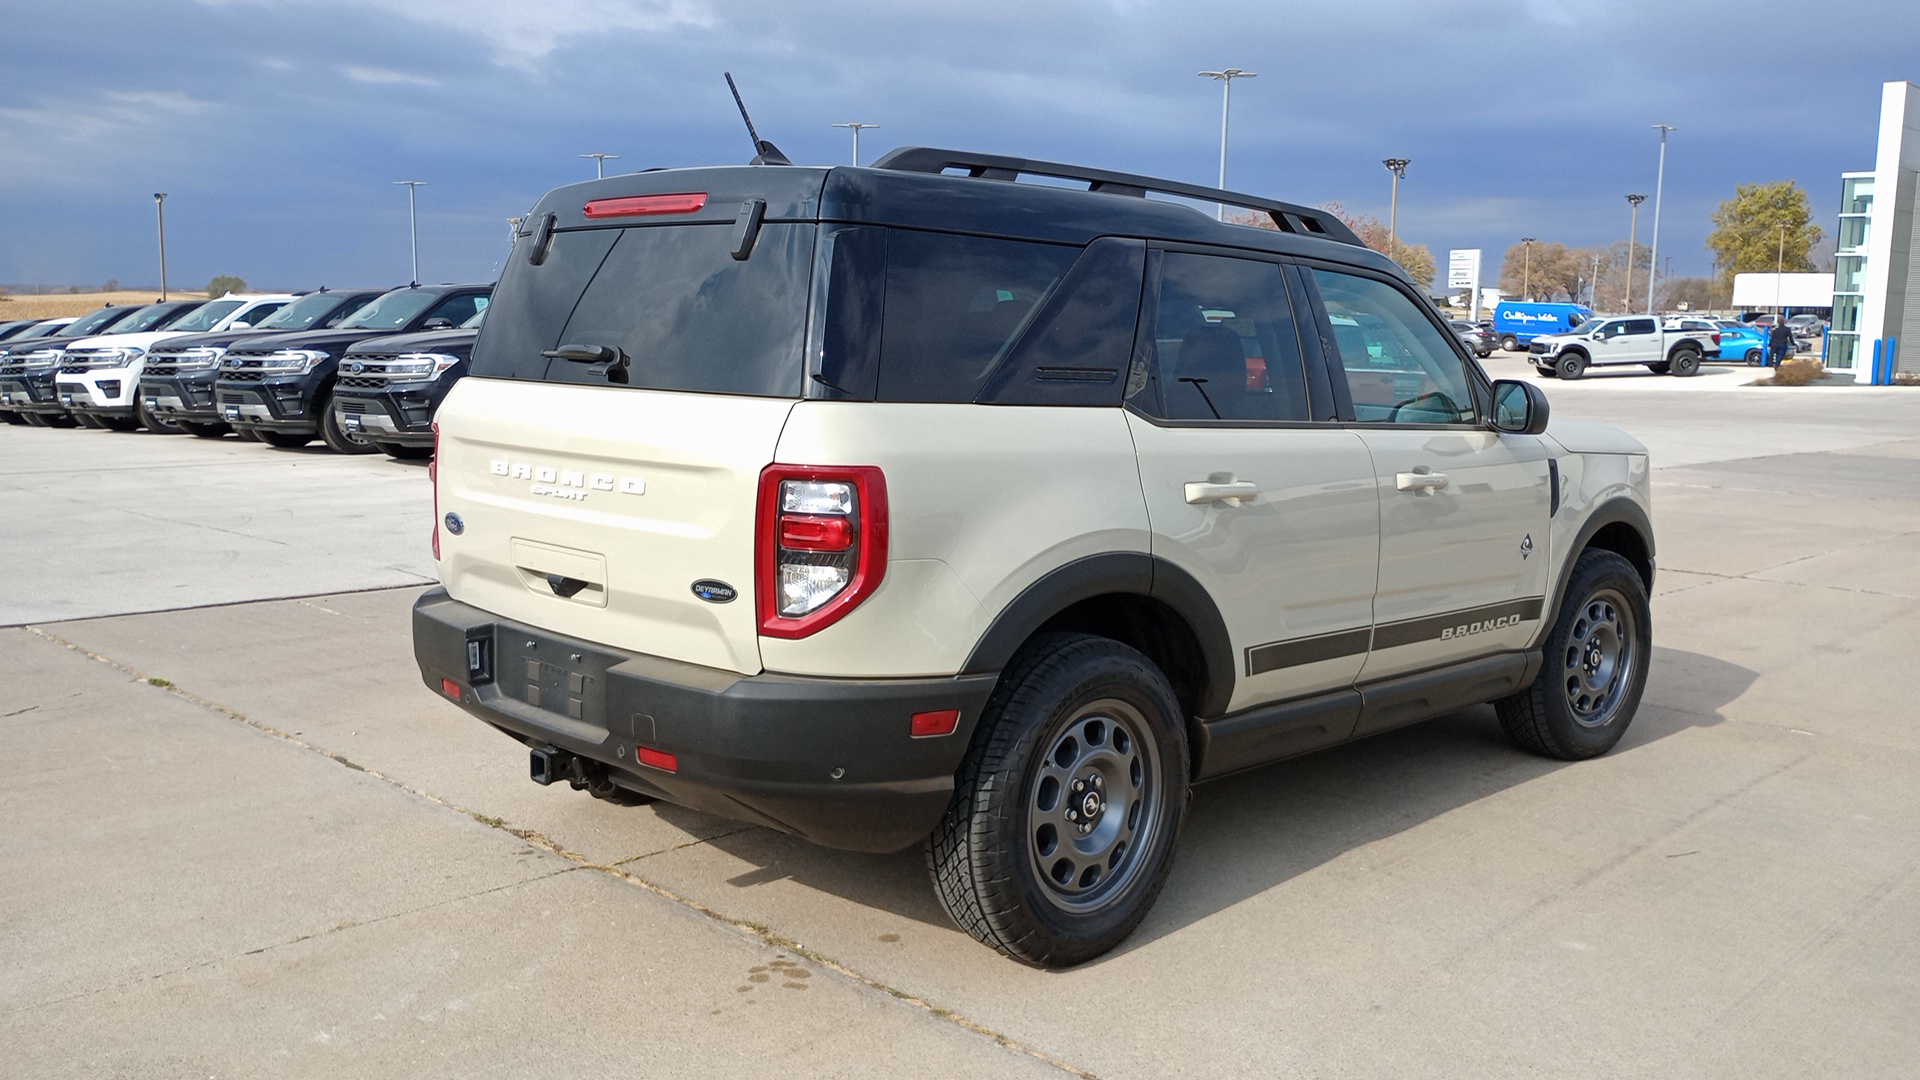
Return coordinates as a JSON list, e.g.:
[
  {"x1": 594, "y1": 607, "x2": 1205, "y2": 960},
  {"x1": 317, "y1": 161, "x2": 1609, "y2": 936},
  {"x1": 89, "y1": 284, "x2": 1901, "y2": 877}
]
[
  {"x1": 910, "y1": 709, "x2": 960, "y2": 738},
  {"x1": 1711, "y1": 332, "x2": 1721, "y2": 345},
  {"x1": 636, "y1": 746, "x2": 678, "y2": 772},
  {"x1": 778, "y1": 514, "x2": 854, "y2": 551},
  {"x1": 756, "y1": 465, "x2": 888, "y2": 639},
  {"x1": 430, "y1": 421, "x2": 441, "y2": 560},
  {"x1": 441, "y1": 677, "x2": 461, "y2": 701},
  {"x1": 582, "y1": 193, "x2": 707, "y2": 219}
]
